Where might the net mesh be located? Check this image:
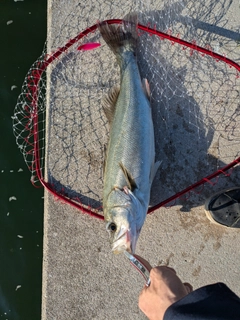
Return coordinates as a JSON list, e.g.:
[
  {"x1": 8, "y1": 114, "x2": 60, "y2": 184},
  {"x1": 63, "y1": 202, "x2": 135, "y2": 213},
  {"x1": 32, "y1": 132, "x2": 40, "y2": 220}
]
[{"x1": 13, "y1": 0, "x2": 240, "y2": 218}]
